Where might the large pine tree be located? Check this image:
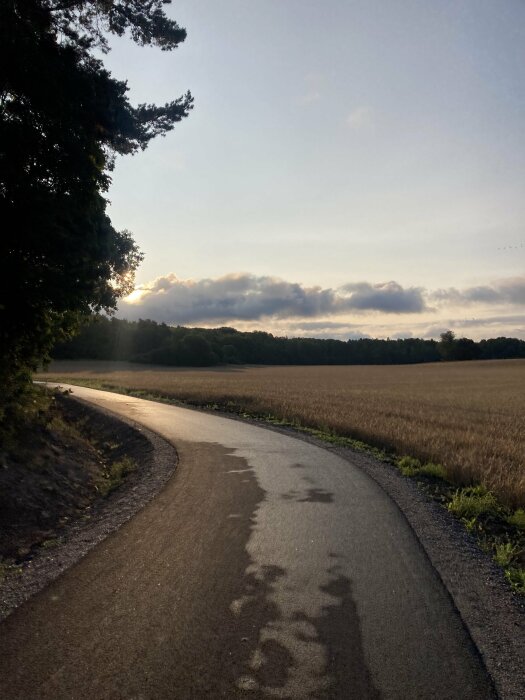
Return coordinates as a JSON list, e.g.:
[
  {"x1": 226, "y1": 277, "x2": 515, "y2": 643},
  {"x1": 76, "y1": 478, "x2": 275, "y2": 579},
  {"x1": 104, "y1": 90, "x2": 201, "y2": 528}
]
[{"x1": 0, "y1": 1, "x2": 193, "y2": 422}]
